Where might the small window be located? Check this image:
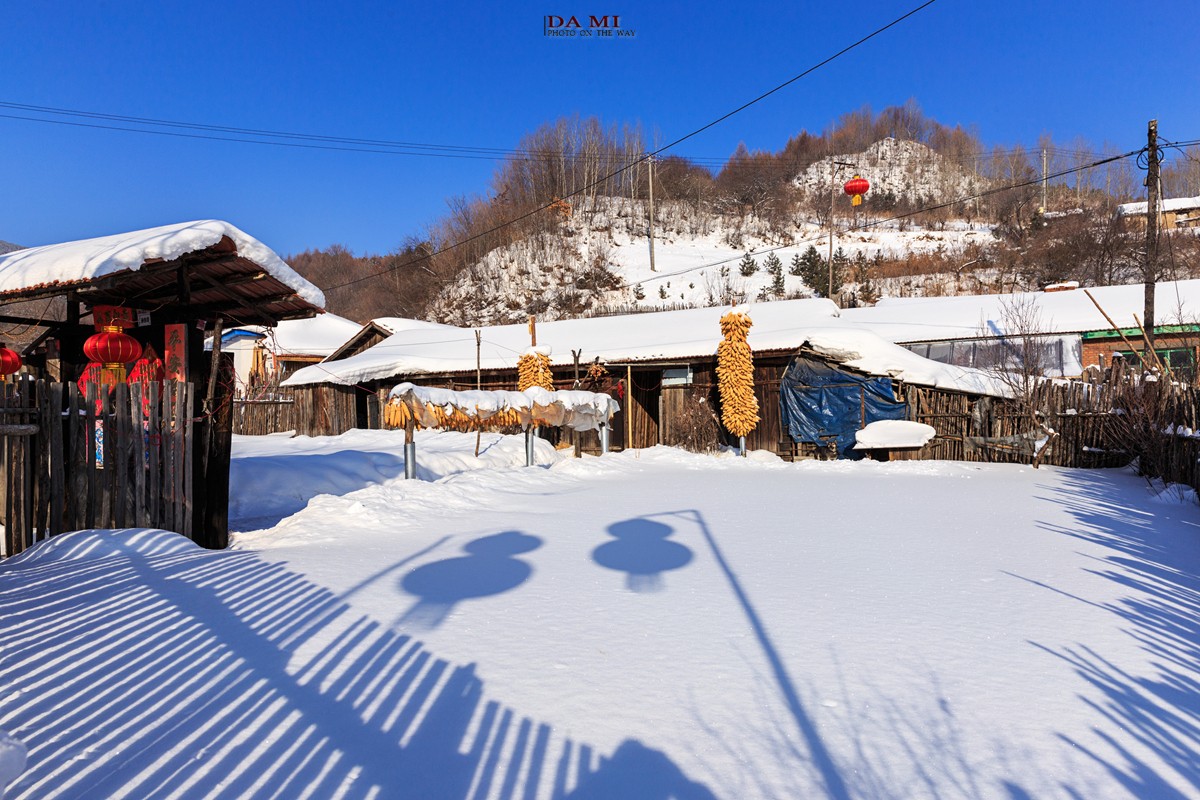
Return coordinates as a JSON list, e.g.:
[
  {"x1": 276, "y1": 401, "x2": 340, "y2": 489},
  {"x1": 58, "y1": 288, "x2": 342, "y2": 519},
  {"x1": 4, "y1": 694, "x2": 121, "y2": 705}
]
[{"x1": 662, "y1": 367, "x2": 693, "y2": 386}]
